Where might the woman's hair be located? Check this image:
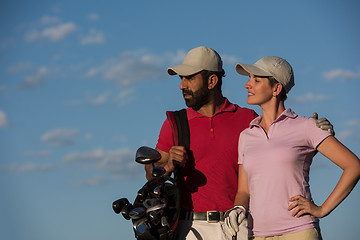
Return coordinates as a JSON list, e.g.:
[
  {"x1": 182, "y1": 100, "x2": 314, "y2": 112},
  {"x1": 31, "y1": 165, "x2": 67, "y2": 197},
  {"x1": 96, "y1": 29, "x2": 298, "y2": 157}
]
[
  {"x1": 200, "y1": 69, "x2": 226, "y2": 90},
  {"x1": 268, "y1": 76, "x2": 287, "y2": 101}
]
